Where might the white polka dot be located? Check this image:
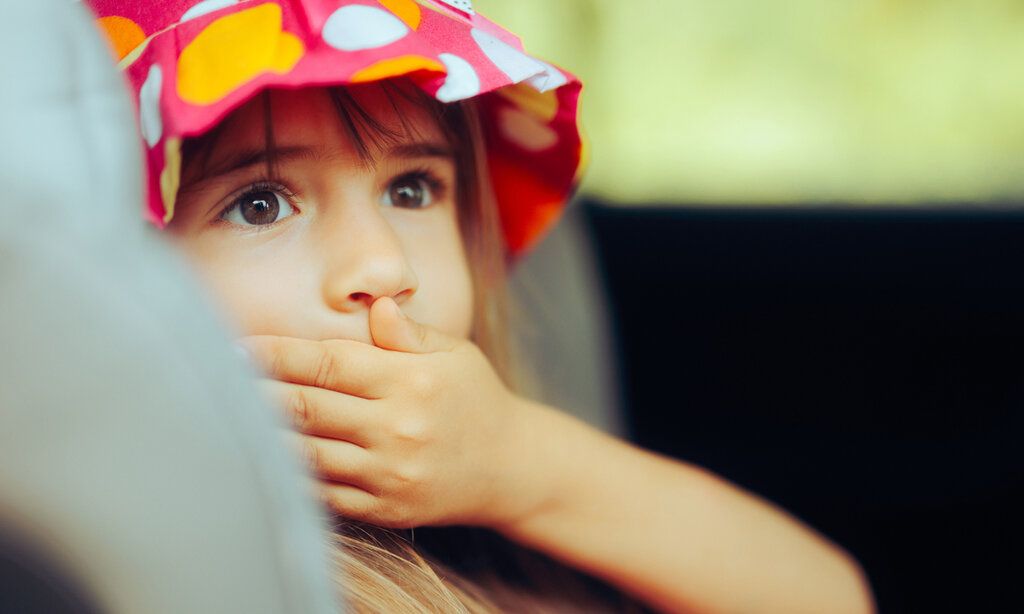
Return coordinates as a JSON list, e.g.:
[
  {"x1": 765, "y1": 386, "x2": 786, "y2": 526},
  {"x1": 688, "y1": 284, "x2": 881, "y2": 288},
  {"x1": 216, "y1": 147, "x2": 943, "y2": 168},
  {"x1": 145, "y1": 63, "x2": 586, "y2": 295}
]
[
  {"x1": 435, "y1": 53, "x2": 480, "y2": 102},
  {"x1": 437, "y1": 0, "x2": 474, "y2": 14},
  {"x1": 139, "y1": 65, "x2": 163, "y2": 148},
  {"x1": 322, "y1": 5, "x2": 409, "y2": 52},
  {"x1": 179, "y1": 0, "x2": 237, "y2": 23},
  {"x1": 499, "y1": 106, "x2": 558, "y2": 152},
  {"x1": 470, "y1": 29, "x2": 546, "y2": 85}
]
